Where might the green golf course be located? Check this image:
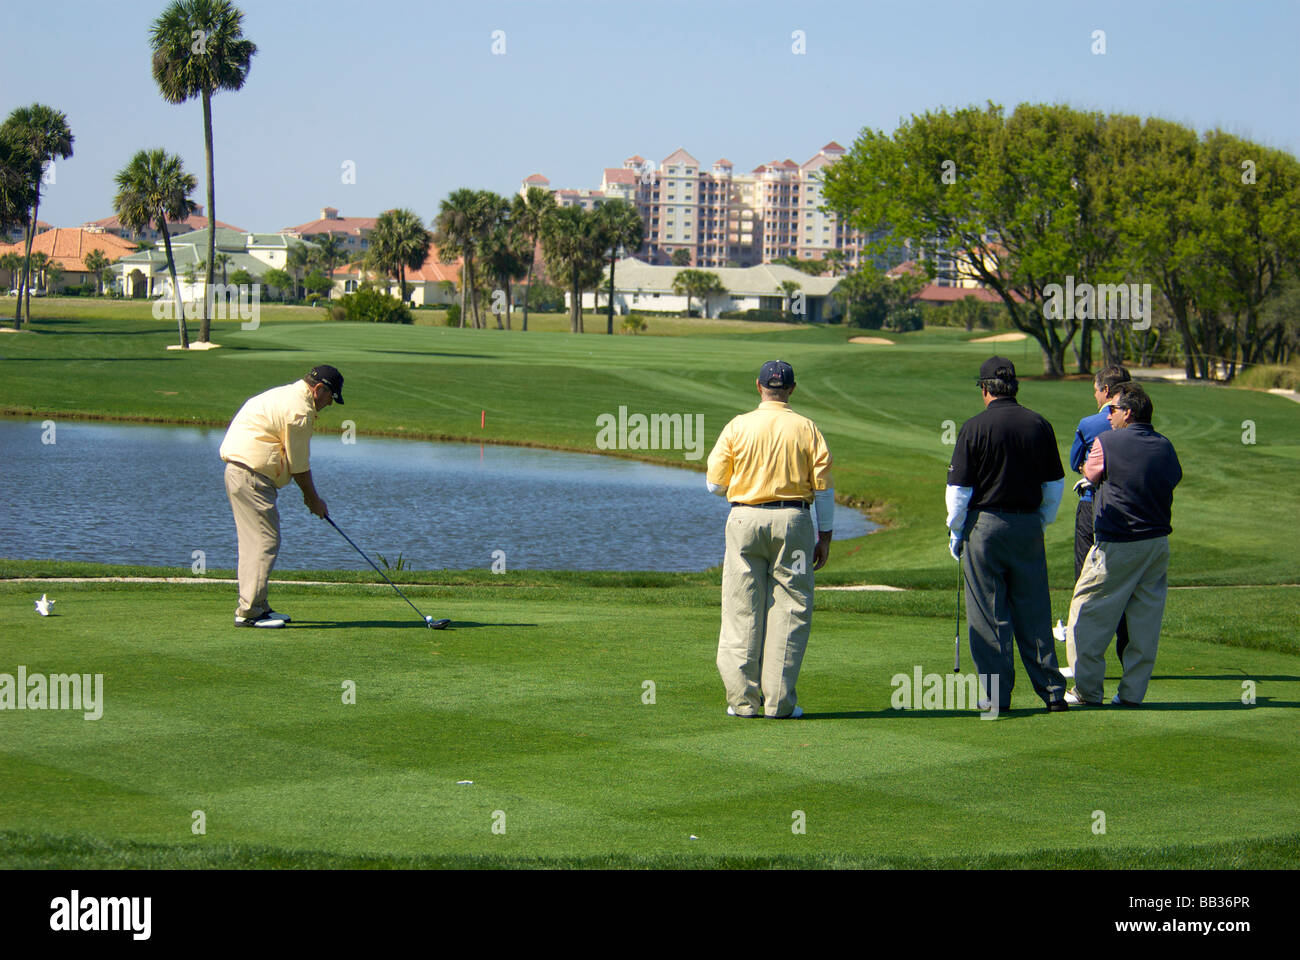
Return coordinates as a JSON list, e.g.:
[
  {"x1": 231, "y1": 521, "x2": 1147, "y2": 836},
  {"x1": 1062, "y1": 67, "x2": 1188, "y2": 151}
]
[{"x1": 2, "y1": 303, "x2": 1297, "y2": 869}]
